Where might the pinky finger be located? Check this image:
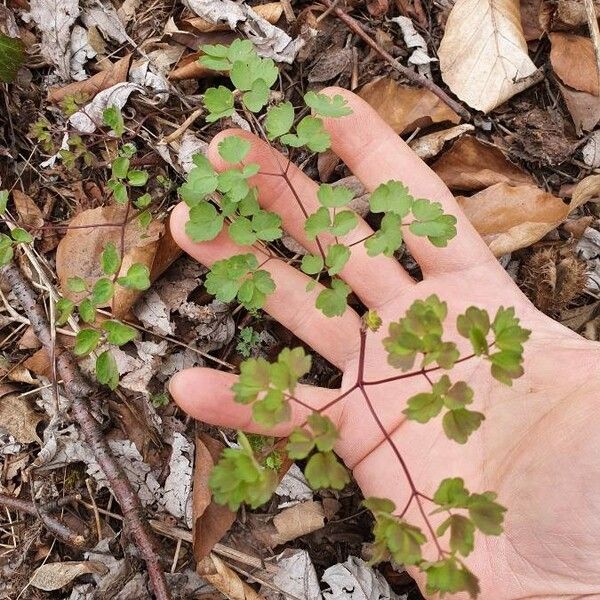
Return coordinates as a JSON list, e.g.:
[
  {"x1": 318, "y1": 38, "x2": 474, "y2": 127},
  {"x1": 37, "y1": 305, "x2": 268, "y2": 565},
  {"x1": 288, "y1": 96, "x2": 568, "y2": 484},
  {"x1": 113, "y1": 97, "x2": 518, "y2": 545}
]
[{"x1": 169, "y1": 367, "x2": 343, "y2": 437}]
